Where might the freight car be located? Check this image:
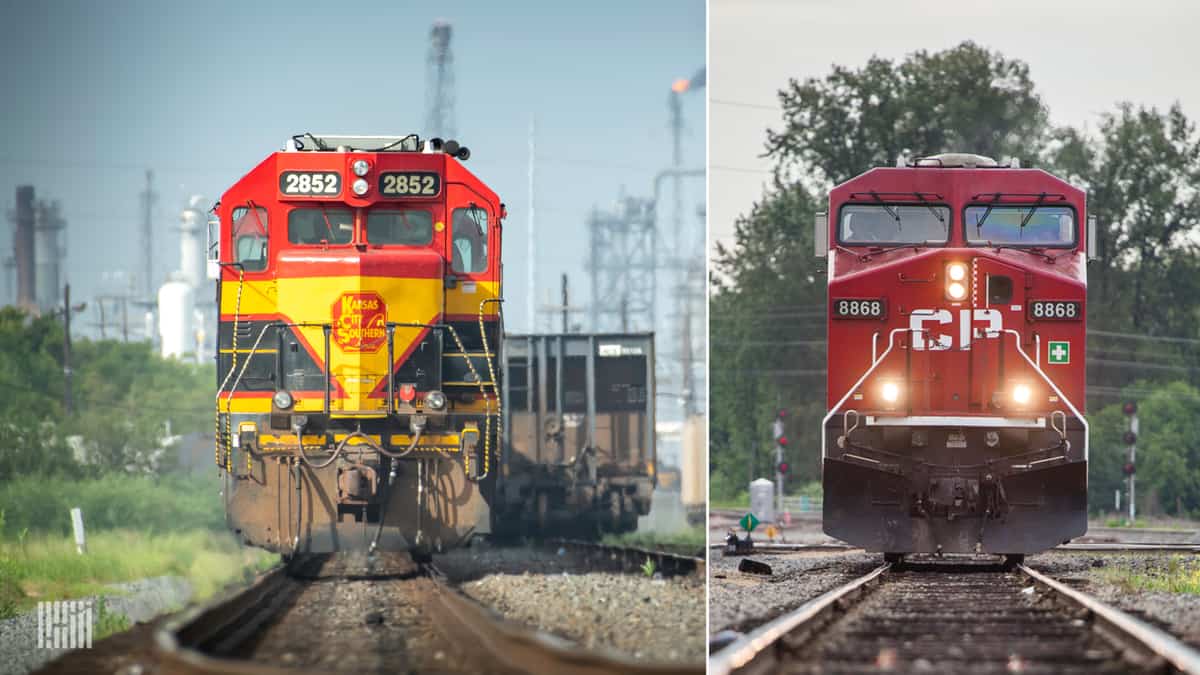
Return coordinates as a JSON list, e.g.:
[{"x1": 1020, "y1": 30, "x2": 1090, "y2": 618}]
[
  {"x1": 816, "y1": 153, "x2": 1093, "y2": 562},
  {"x1": 209, "y1": 133, "x2": 503, "y2": 555},
  {"x1": 497, "y1": 333, "x2": 656, "y2": 536}
]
